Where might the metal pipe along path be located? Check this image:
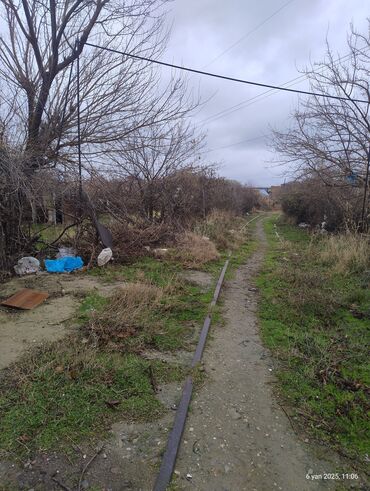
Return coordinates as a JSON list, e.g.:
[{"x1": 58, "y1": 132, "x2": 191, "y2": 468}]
[{"x1": 153, "y1": 259, "x2": 230, "y2": 491}]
